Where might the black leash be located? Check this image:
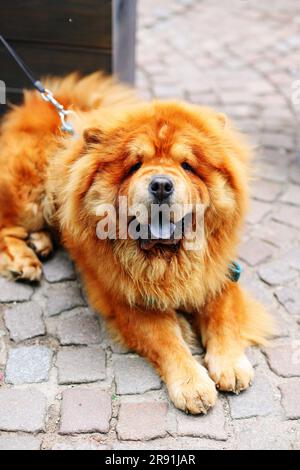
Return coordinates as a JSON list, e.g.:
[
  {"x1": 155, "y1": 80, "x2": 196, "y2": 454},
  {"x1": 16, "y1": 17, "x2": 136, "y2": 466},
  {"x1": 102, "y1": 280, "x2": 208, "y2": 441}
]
[
  {"x1": 0, "y1": 35, "x2": 75, "y2": 134},
  {"x1": 0, "y1": 35, "x2": 45, "y2": 93}
]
